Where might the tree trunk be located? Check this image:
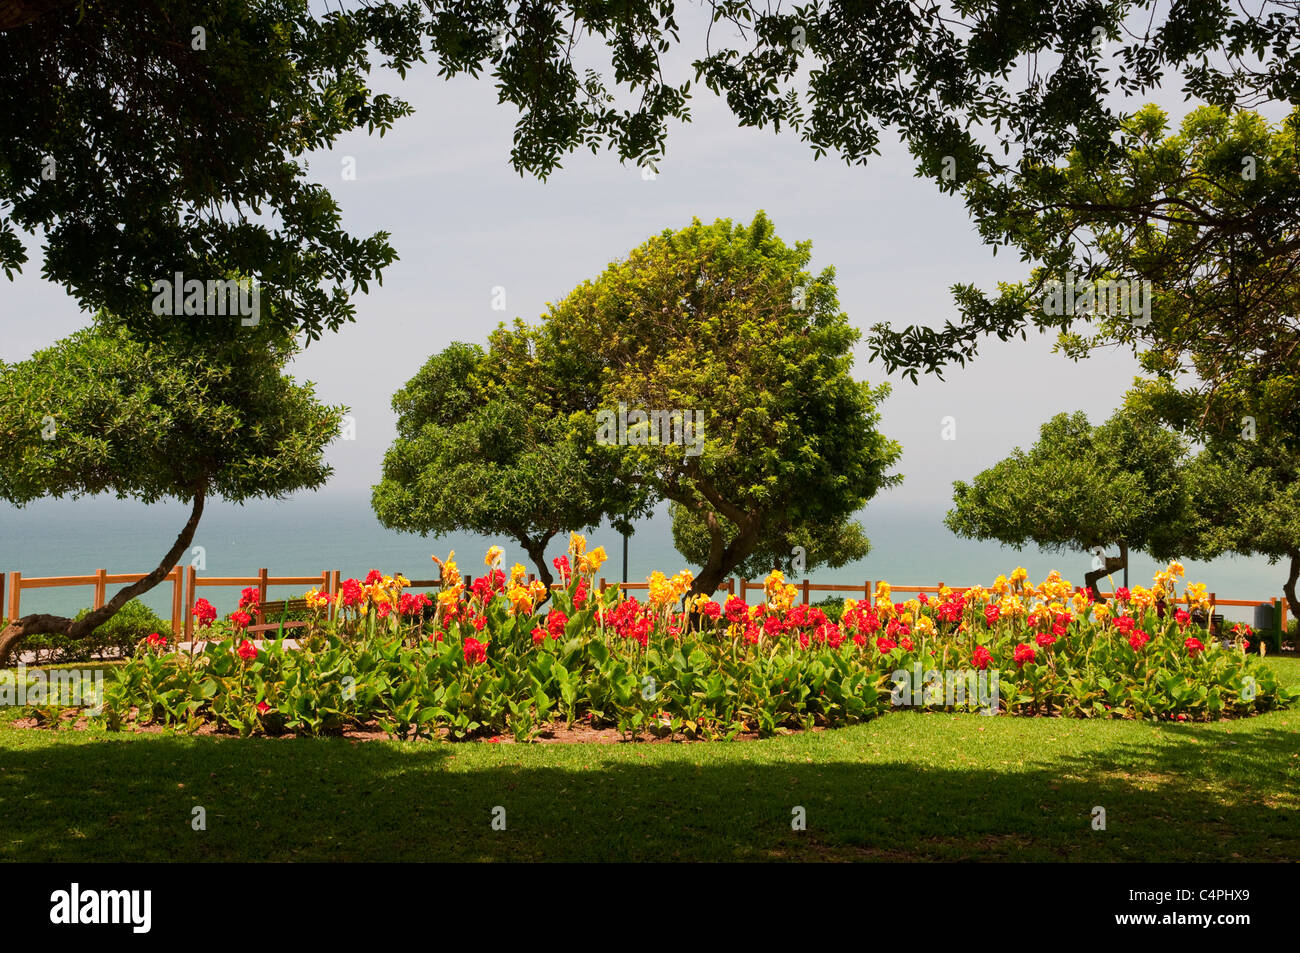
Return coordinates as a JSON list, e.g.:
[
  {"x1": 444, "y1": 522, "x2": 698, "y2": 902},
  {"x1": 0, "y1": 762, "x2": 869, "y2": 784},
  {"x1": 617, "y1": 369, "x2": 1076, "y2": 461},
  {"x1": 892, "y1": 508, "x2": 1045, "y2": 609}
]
[
  {"x1": 520, "y1": 536, "x2": 555, "y2": 607},
  {"x1": 0, "y1": 488, "x2": 205, "y2": 667},
  {"x1": 1283, "y1": 551, "x2": 1300, "y2": 627}
]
